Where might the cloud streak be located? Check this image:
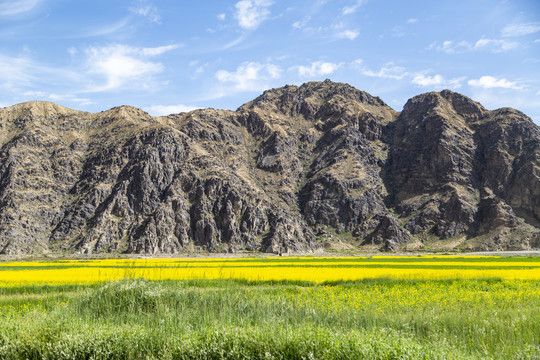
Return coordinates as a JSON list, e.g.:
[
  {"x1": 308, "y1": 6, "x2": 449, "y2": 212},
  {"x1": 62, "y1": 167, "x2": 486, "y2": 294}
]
[
  {"x1": 431, "y1": 38, "x2": 519, "y2": 54},
  {"x1": 0, "y1": 52, "x2": 80, "y2": 91},
  {"x1": 357, "y1": 61, "x2": 409, "y2": 80},
  {"x1": 342, "y1": 0, "x2": 367, "y2": 15},
  {"x1": 502, "y1": 22, "x2": 540, "y2": 37},
  {"x1": 21, "y1": 91, "x2": 94, "y2": 106},
  {"x1": 0, "y1": 0, "x2": 40, "y2": 16}
]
